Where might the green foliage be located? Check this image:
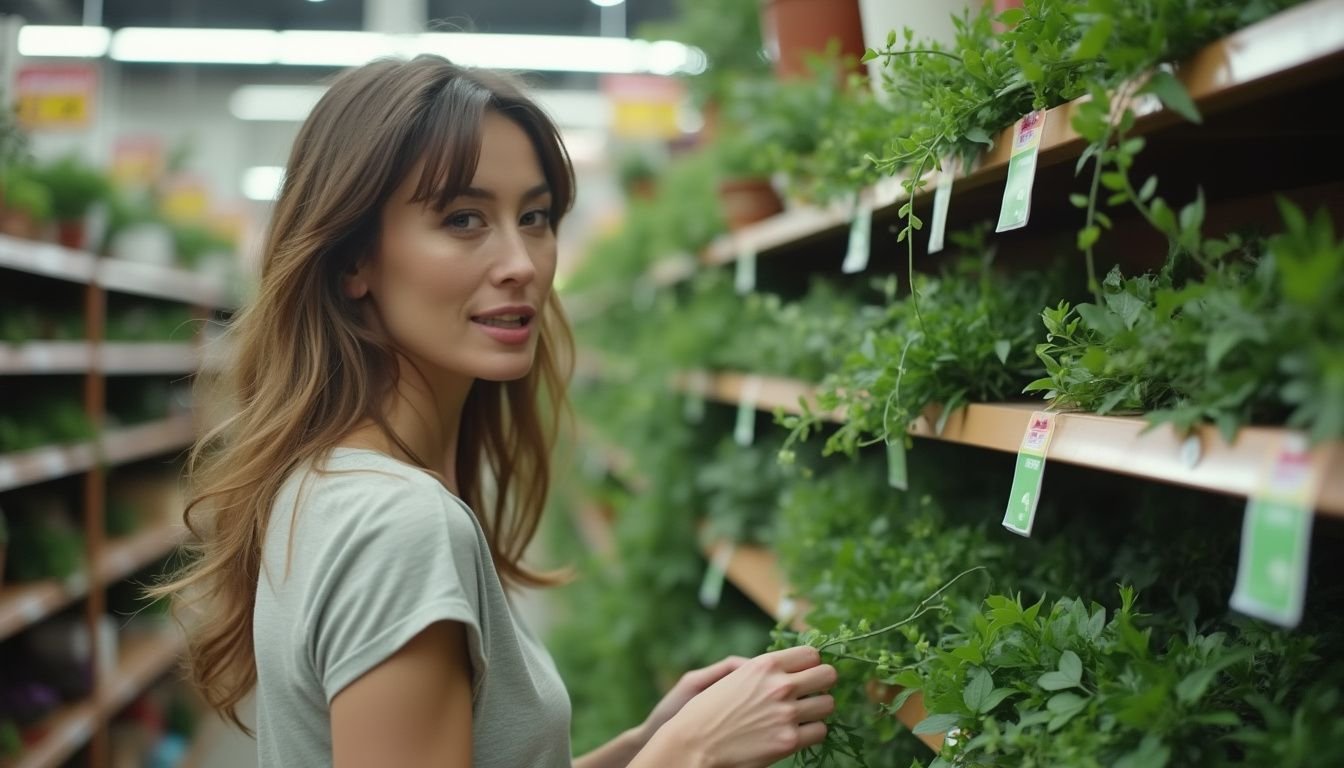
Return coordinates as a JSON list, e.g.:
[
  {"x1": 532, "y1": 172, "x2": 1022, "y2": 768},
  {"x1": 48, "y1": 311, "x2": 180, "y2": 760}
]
[
  {"x1": 30, "y1": 154, "x2": 111, "y2": 221},
  {"x1": 0, "y1": 166, "x2": 53, "y2": 222},
  {"x1": 637, "y1": 0, "x2": 771, "y2": 109},
  {"x1": 1028, "y1": 201, "x2": 1344, "y2": 442}
]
